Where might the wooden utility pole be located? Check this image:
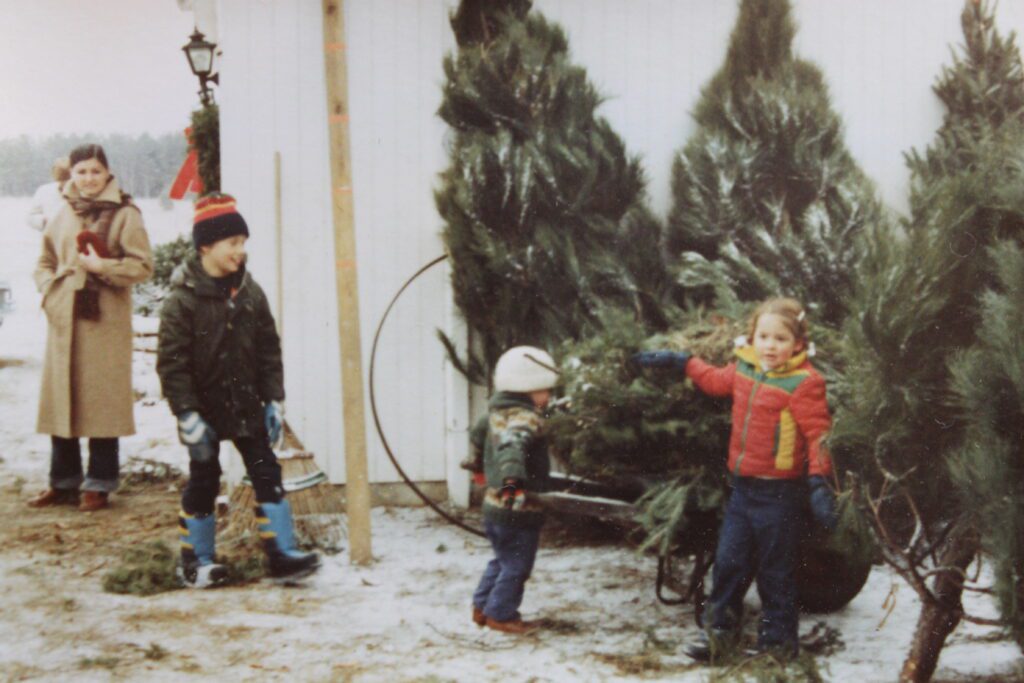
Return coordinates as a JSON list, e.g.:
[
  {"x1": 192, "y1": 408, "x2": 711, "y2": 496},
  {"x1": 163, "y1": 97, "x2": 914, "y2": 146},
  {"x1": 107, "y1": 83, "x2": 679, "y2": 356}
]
[
  {"x1": 322, "y1": 0, "x2": 372, "y2": 565},
  {"x1": 273, "y1": 151, "x2": 284, "y2": 334}
]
